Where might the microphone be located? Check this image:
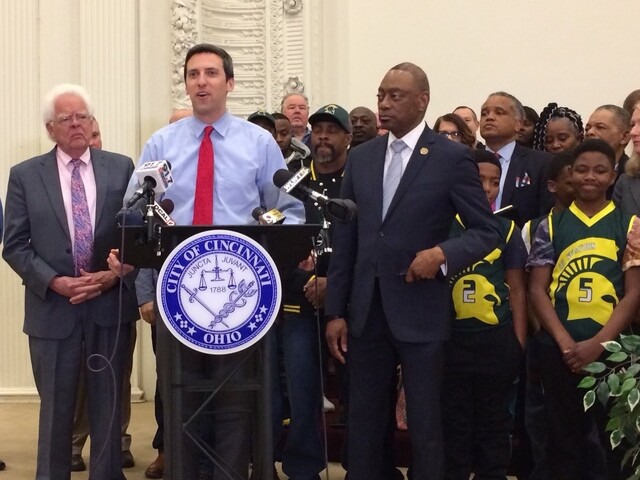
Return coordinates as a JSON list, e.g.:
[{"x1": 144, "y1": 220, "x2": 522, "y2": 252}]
[
  {"x1": 252, "y1": 207, "x2": 286, "y2": 225},
  {"x1": 154, "y1": 199, "x2": 176, "y2": 226},
  {"x1": 273, "y1": 168, "x2": 357, "y2": 222},
  {"x1": 117, "y1": 199, "x2": 175, "y2": 226},
  {"x1": 125, "y1": 160, "x2": 173, "y2": 208},
  {"x1": 274, "y1": 167, "x2": 325, "y2": 203}
]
